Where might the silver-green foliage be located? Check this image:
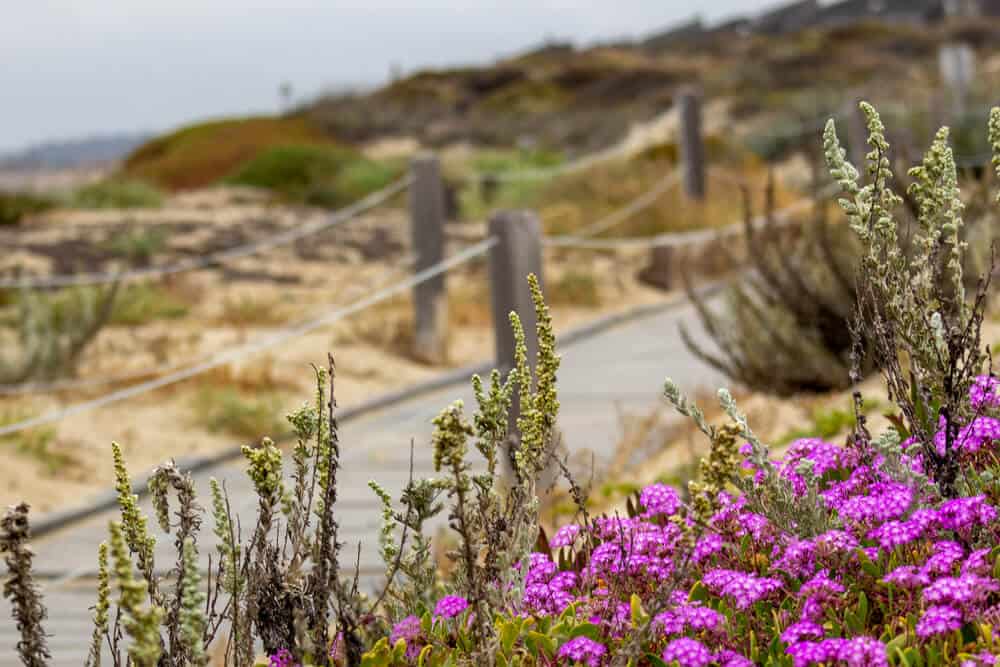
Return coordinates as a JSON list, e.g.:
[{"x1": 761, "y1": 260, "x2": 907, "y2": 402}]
[
  {"x1": 0, "y1": 283, "x2": 119, "y2": 384},
  {"x1": 825, "y1": 102, "x2": 995, "y2": 495}
]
